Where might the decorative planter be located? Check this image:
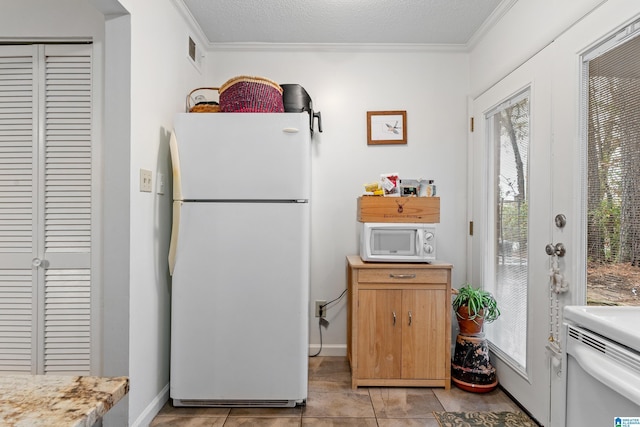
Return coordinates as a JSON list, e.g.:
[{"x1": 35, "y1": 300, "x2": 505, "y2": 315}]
[
  {"x1": 451, "y1": 333, "x2": 497, "y2": 393},
  {"x1": 455, "y1": 306, "x2": 484, "y2": 335},
  {"x1": 451, "y1": 306, "x2": 498, "y2": 393}
]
